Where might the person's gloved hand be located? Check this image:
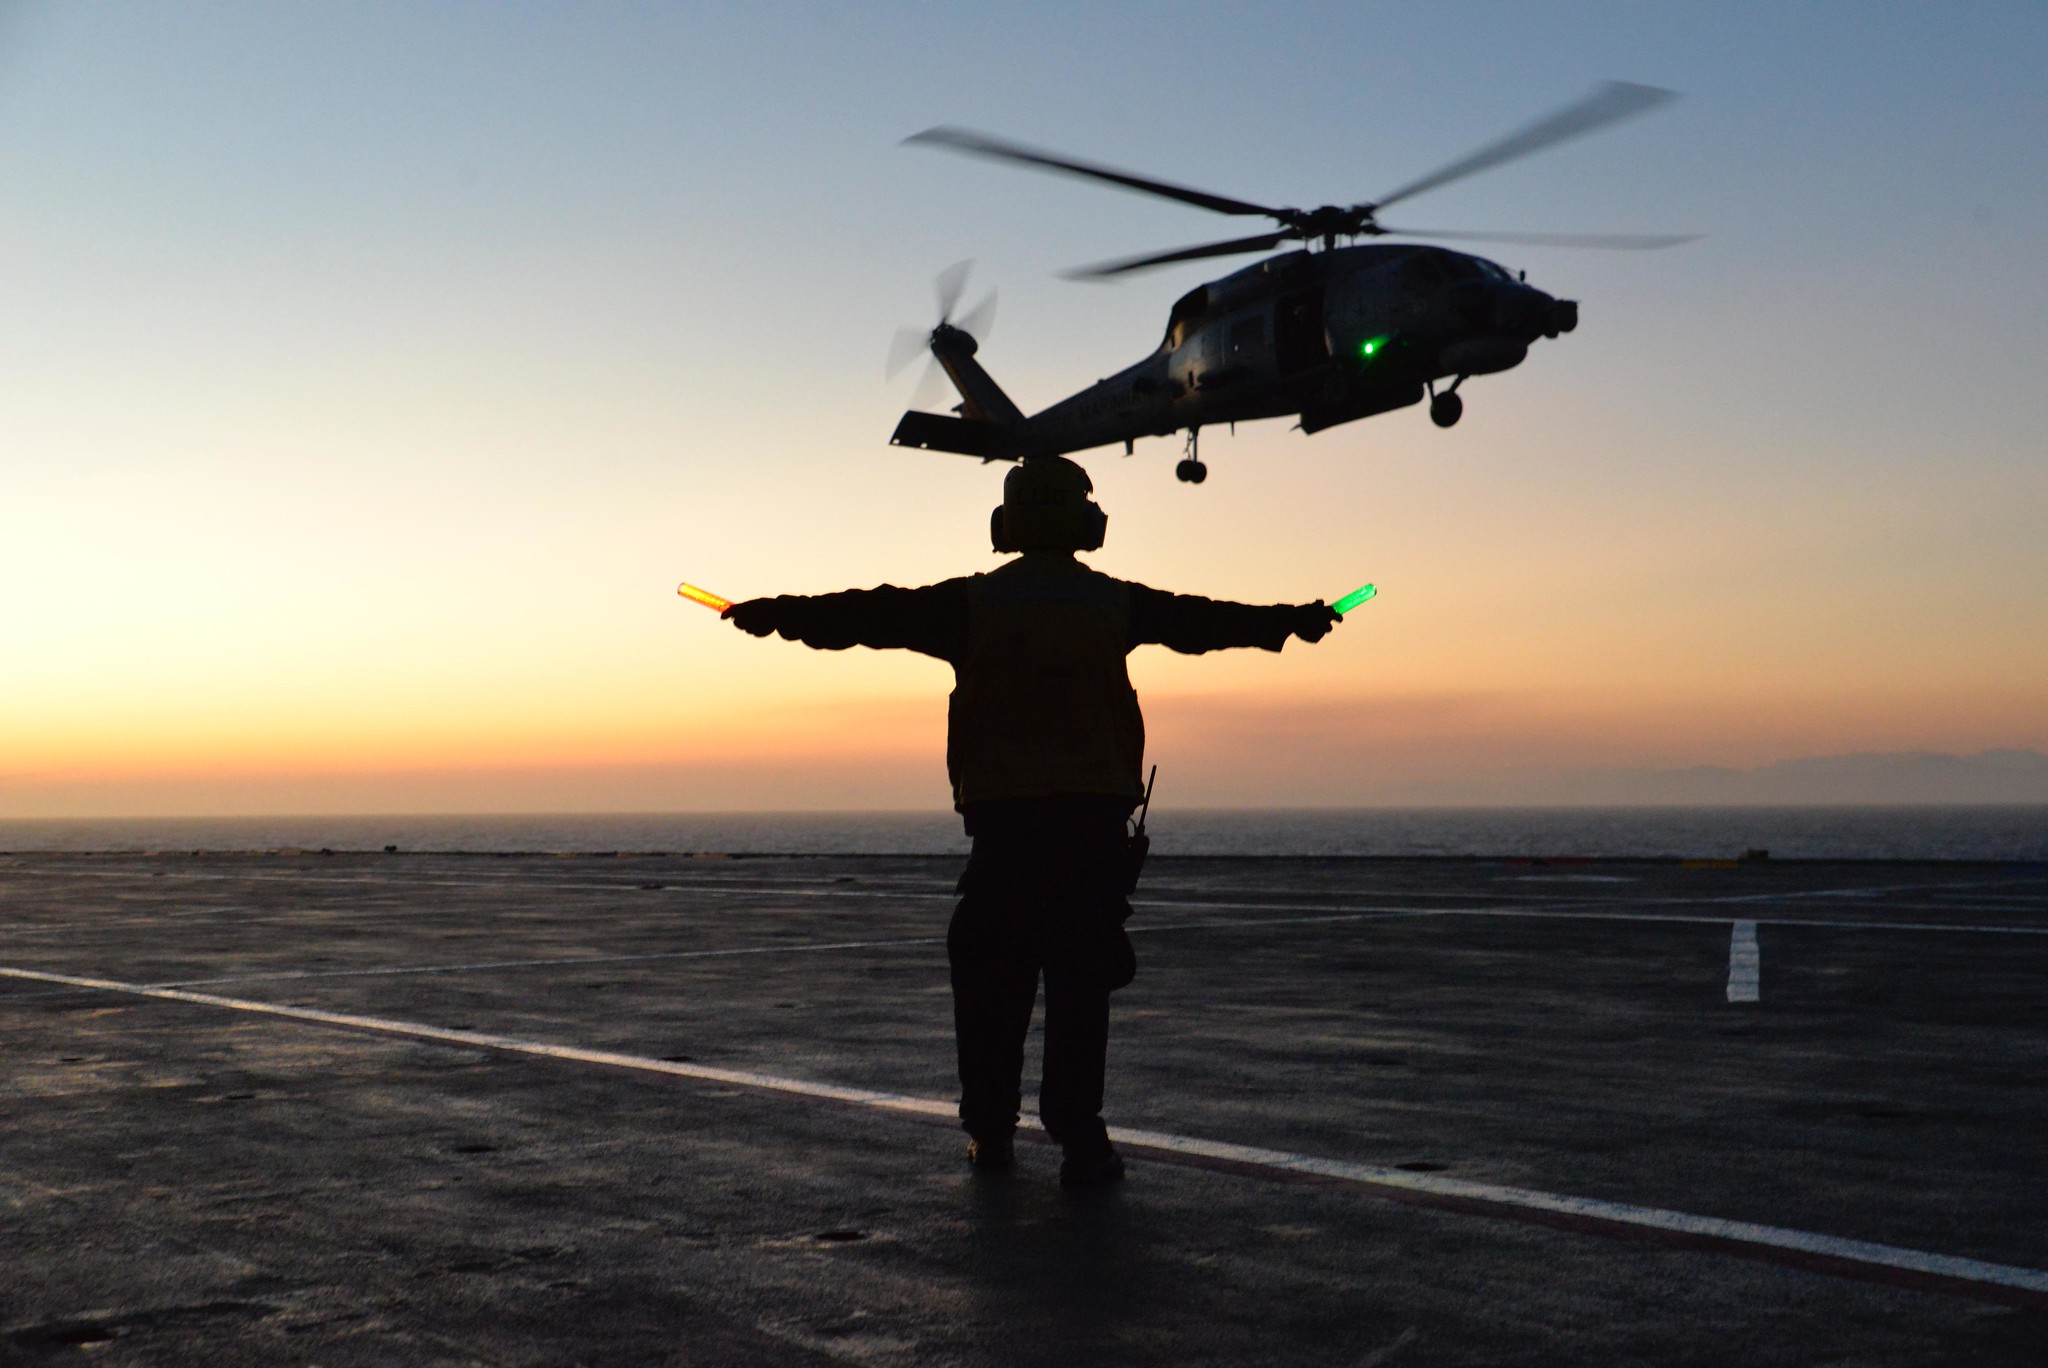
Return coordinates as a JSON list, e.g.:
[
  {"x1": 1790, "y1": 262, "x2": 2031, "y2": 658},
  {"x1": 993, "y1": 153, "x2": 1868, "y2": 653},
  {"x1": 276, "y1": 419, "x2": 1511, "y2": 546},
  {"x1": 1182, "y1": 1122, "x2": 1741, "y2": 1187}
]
[
  {"x1": 1291, "y1": 601, "x2": 1340, "y2": 643},
  {"x1": 723, "y1": 598, "x2": 782, "y2": 638}
]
